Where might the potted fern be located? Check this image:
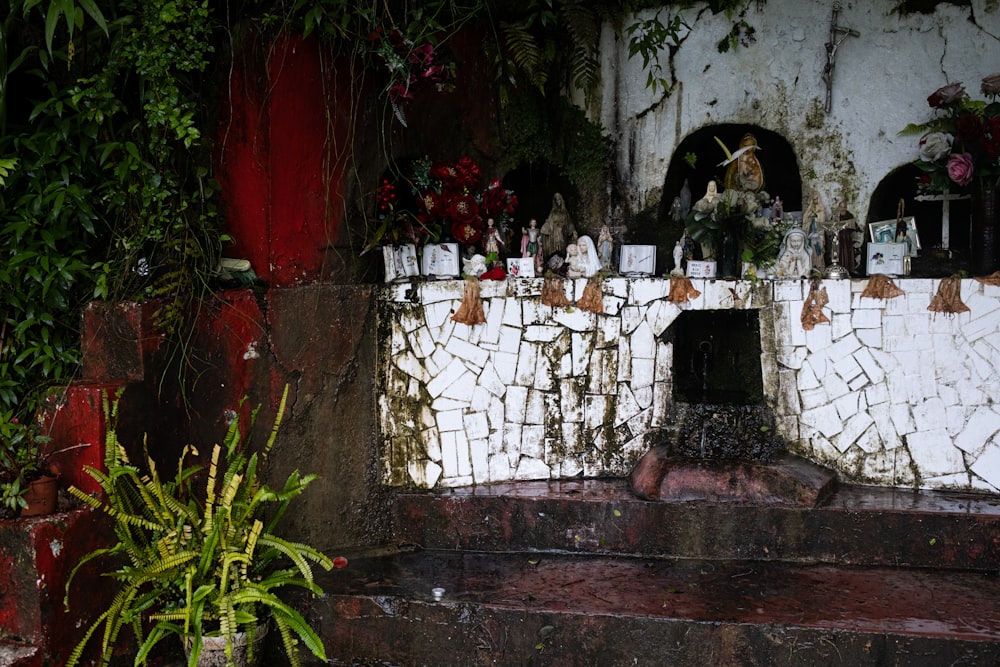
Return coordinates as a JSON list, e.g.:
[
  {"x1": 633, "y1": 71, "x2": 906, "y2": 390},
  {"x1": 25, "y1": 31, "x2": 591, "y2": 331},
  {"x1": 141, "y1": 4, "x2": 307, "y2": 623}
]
[{"x1": 64, "y1": 386, "x2": 333, "y2": 667}]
